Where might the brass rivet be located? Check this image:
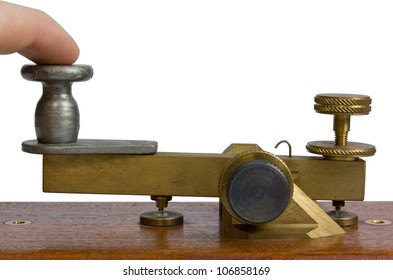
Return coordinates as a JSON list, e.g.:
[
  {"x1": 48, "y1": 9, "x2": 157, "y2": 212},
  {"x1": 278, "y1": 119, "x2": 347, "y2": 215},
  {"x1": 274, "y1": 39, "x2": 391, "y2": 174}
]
[
  {"x1": 5, "y1": 220, "x2": 32, "y2": 226},
  {"x1": 365, "y1": 219, "x2": 391, "y2": 226}
]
